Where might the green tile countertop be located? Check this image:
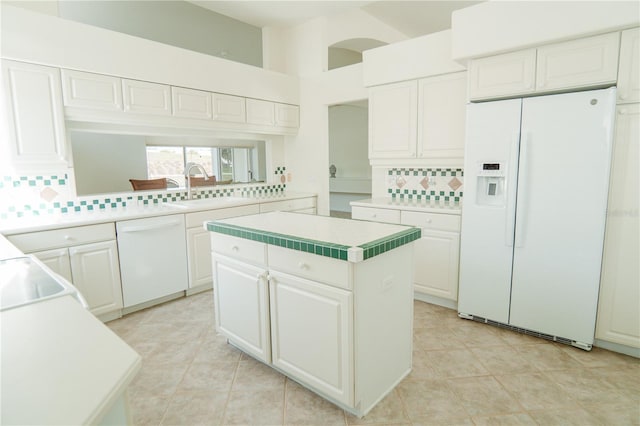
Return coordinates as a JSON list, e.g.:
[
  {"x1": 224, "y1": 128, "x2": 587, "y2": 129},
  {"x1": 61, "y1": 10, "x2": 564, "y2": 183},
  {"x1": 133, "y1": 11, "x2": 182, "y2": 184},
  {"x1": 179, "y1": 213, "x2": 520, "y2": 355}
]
[{"x1": 206, "y1": 211, "x2": 421, "y2": 263}]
